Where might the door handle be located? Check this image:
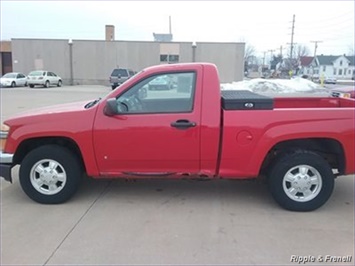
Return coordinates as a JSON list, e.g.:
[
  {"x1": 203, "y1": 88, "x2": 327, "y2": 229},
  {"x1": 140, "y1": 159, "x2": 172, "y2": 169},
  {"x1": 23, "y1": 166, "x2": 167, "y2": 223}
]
[{"x1": 171, "y1": 119, "x2": 196, "y2": 129}]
